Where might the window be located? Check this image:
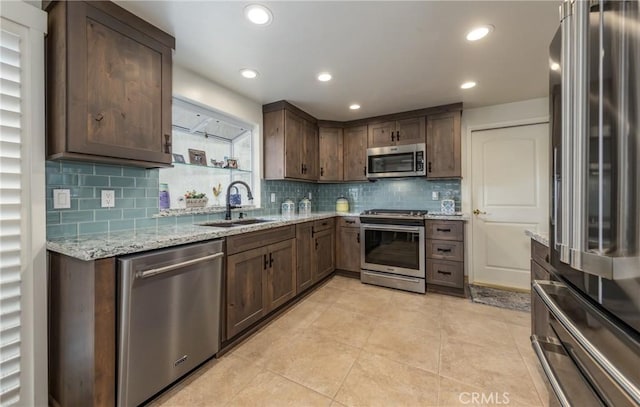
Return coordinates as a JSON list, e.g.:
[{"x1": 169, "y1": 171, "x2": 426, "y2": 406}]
[{"x1": 0, "y1": 2, "x2": 47, "y2": 405}]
